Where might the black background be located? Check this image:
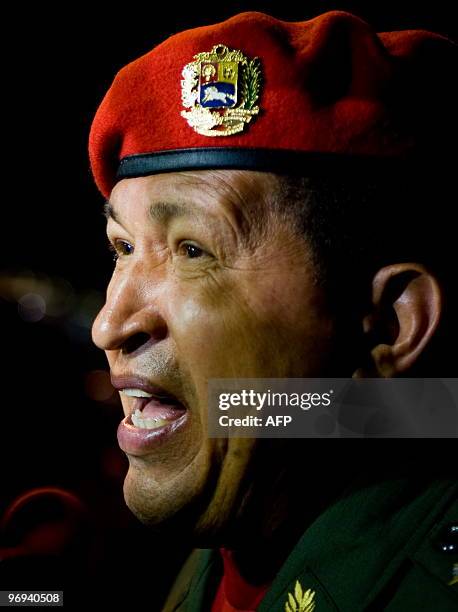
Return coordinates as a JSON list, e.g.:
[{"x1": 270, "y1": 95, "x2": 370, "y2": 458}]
[{"x1": 1, "y1": 2, "x2": 456, "y2": 609}]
